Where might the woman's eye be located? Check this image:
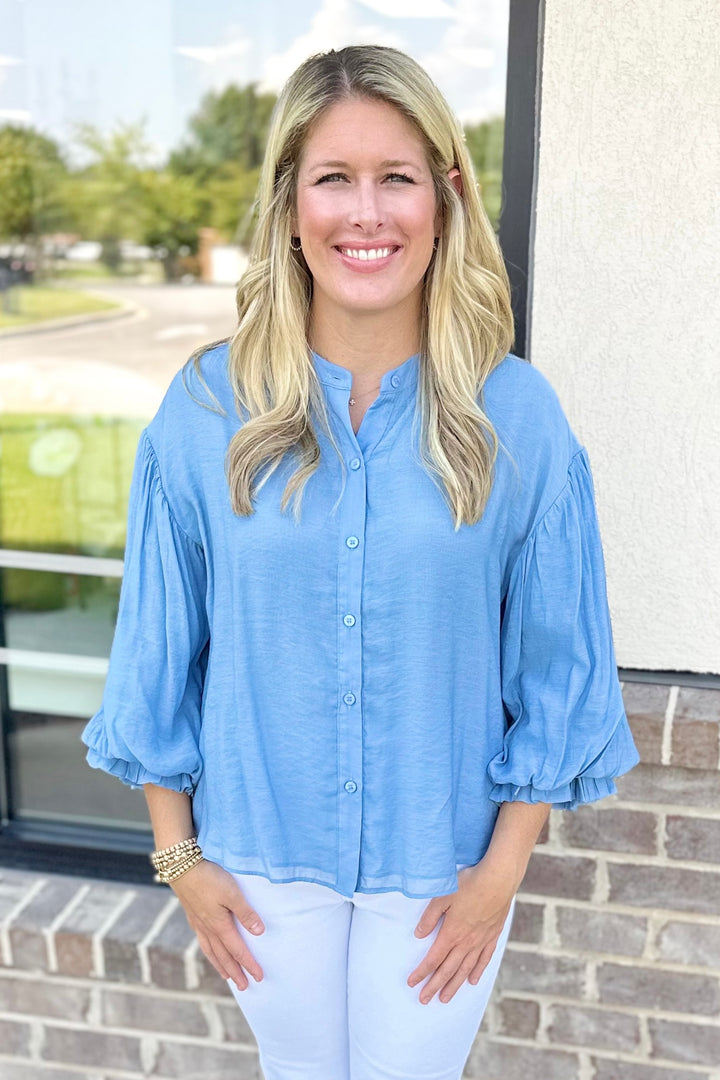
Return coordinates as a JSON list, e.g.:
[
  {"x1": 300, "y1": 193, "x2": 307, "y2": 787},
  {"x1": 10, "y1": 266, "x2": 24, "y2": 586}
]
[
  {"x1": 316, "y1": 173, "x2": 347, "y2": 184},
  {"x1": 386, "y1": 172, "x2": 414, "y2": 184}
]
